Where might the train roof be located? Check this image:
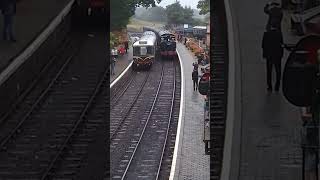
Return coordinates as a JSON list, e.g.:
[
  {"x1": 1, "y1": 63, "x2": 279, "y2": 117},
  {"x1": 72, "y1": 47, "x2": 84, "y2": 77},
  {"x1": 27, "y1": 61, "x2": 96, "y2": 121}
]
[
  {"x1": 133, "y1": 33, "x2": 157, "y2": 47},
  {"x1": 142, "y1": 26, "x2": 176, "y2": 40},
  {"x1": 159, "y1": 30, "x2": 173, "y2": 36},
  {"x1": 193, "y1": 26, "x2": 207, "y2": 30}
]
